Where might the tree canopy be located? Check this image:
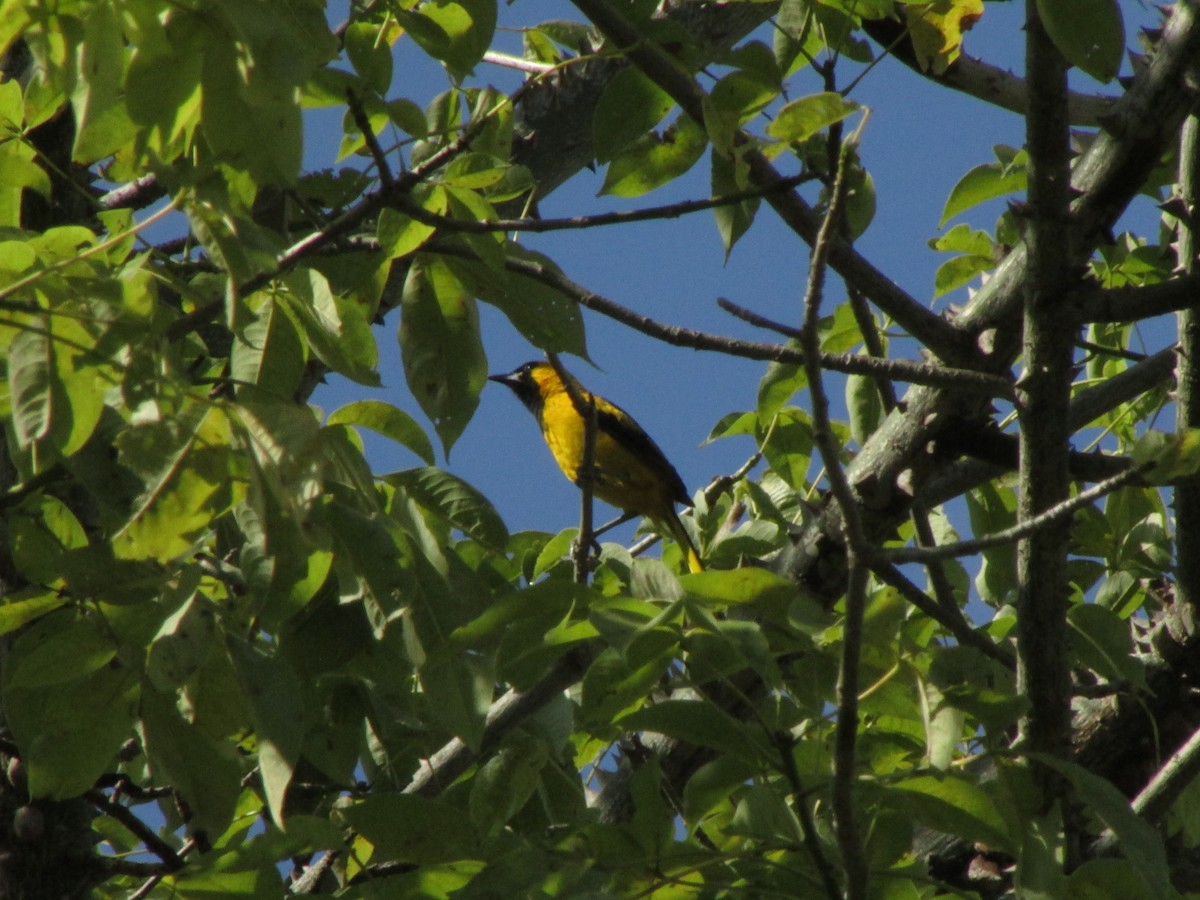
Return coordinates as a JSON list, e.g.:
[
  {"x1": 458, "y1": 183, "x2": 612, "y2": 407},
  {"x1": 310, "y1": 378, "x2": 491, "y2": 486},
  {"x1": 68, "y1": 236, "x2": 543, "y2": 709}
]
[{"x1": 1, "y1": 0, "x2": 1199, "y2": 897}]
